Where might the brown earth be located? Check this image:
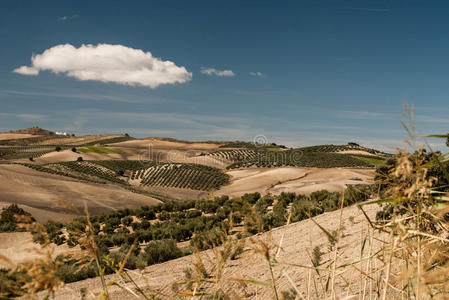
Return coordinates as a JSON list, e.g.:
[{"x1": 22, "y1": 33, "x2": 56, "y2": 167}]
[
  {"x1": 0, "y1": 133, "x2": 41, "y2": 140},
  {"x1": 110, "y1": 138, "x2": 223, "y2": 150},
  {"x1": 334, "y1": 150, "x2": 380, "y2": 156},
  {"x1": 0, "y1": 232, "x2": 80, "y2": 269},
  {"x1": 216, "y1": 167, "x2": 374, "y2": 197},
  {"x1": 0, "y1": 164, "x2": 160, "y2": 221},
  {"x1": 32, "y1": 149, "x2": 127, "y2": 164},
  {"x1": 34, "y1": 134, "x2": 124, "y2": 145}
]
